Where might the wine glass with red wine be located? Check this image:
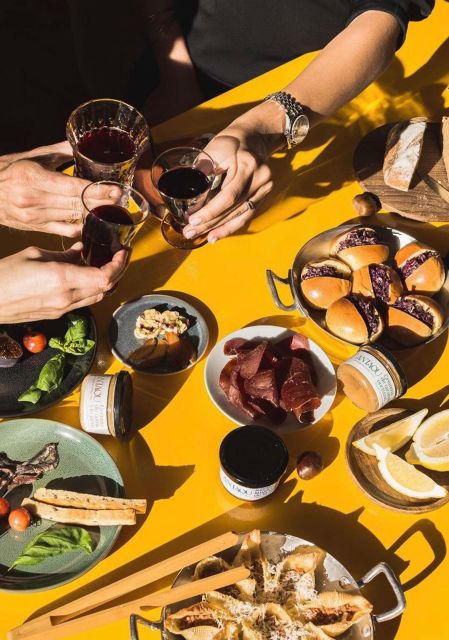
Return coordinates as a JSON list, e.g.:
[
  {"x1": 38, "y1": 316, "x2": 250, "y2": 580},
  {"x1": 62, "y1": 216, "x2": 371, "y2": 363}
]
[
  {"x1": 81, "y1": 181, "x2": 148, "y2": 268},
  {"x1": 67, "y1": 99, "x2": 150, "y2": 185},
  {"x1": 151, "y1": 147, "x2": 216, "y2": 249}
]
